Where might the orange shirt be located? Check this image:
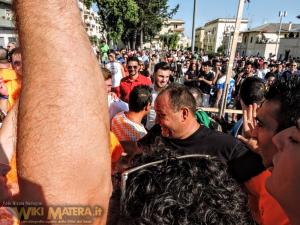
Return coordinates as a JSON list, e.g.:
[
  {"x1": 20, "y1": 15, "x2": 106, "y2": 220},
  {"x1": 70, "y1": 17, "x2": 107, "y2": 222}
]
[
  {"x1": 245, "y1": 170, "x2": 290, "y2": 225},
  {"x1": 0, "y1": 68, "x2": 21, "y2": 109}
]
